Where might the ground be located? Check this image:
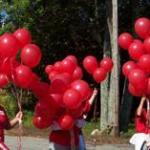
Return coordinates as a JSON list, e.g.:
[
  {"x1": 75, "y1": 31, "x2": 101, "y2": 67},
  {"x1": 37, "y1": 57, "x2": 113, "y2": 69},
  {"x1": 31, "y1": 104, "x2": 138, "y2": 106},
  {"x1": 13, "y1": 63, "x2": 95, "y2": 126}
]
[
  {"x1": 5, "y1": 136, "x2": 134, "y2": 150},
  {"x1": 5, "y1": 127, "x2": 134, "y2": 150}
]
